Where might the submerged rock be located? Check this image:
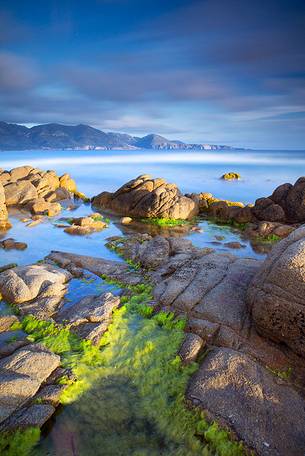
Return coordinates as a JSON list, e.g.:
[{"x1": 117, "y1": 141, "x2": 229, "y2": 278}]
[
  {"x1": 0, "y1": 238, "x2": 27, "y2": 250},
  {"x1": 92, "y1": 174, "x2": 198, "y2": 219},
  {"x1": 64, "y1": 213, "x2": 108, "y2": 235}
]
